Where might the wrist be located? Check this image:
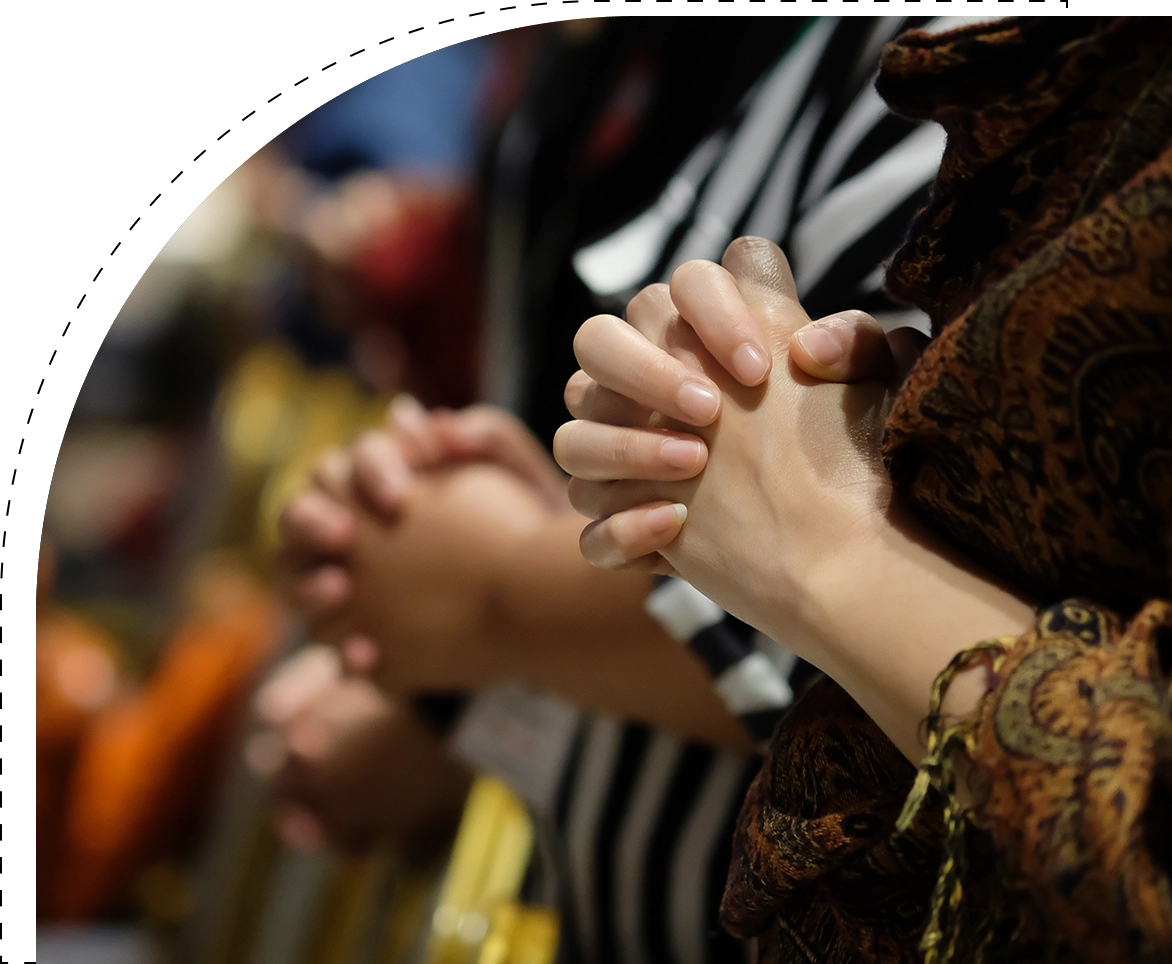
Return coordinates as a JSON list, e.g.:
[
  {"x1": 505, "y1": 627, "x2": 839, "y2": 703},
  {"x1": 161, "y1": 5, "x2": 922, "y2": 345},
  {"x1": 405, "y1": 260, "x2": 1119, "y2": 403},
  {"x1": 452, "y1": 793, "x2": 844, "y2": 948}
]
[
  {"x1": 792, "y1": 493, "x2": 1035, "y2": 760},
  {"x1": 485, "y1": 509, "x2": 651, "y2": 647},
  {"x1": 737, "y1": 479, "x2": 890, "y2": 660},
  {"x1": 484, "y1": 511, "x2": 758, "y2": 749}
]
